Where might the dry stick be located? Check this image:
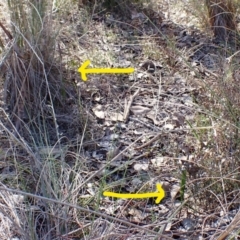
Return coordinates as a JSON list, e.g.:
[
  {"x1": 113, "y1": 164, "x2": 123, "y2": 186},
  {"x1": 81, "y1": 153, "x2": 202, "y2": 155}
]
[
  {"x1": 199, "y1": 65, "x2": 219, "y2": 78},
  {"x1": 226, "y1": 50, "x2": 240, "y2": 63},
  {"x1": 0, "y1": 185, "x2": 173, "y2": 239},
  {"x1": 135, "y1": 132, "x2": 163, "y2": 150},
  {"x1": 123, "y1": 88, "x2": 140, "y2": 122},
  {"x1": 216, "y1": 210, "x2": 240, "y2": 240},
  {"x1": 0, "y1": 21, "x2": 13, "y2": 40},
  {"x1": 129, "y1": 116, "x2": 160, "y2": 131}
]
